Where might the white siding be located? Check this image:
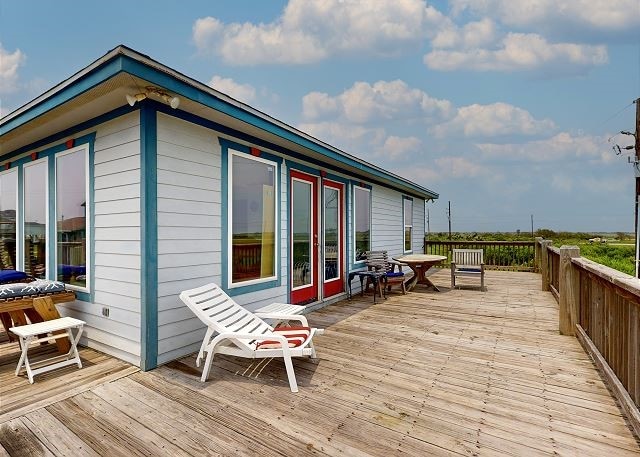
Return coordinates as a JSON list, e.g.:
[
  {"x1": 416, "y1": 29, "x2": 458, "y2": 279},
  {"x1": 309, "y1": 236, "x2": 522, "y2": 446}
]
[
  {"x1": 156, "y1": 114, "x2": 221, "y2": 364},
  {"x1": 155, "y1": 116, "x2": 291, "y2": 364},
  {"x1": 57, "y1": 112, "x2": 142, "y2": 366},
  {"x1": 371, "y1": 184, "x2": 405, "y2": 258}
]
